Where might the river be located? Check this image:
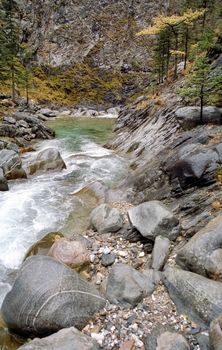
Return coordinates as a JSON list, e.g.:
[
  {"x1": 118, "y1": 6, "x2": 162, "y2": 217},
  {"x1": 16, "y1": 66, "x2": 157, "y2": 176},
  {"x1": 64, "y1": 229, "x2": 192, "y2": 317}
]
[{"x1": 0, "y1": 117, "x2": 128, "y2": 309}]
